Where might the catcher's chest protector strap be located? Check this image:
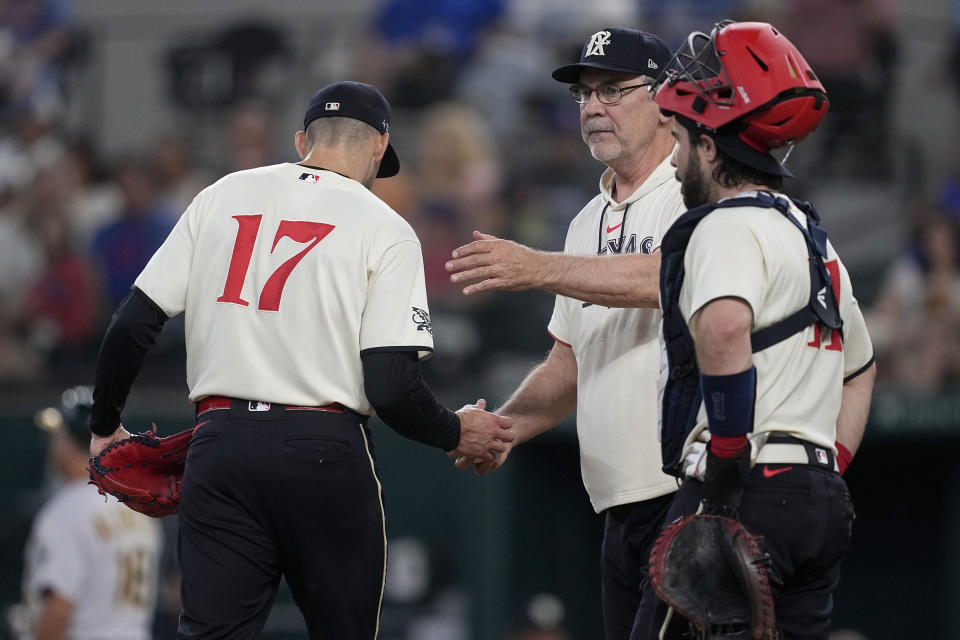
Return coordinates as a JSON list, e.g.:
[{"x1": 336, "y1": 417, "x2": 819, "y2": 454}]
[{"x1": 658, "y1": 191, "x2": 843, "y2": 477}]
